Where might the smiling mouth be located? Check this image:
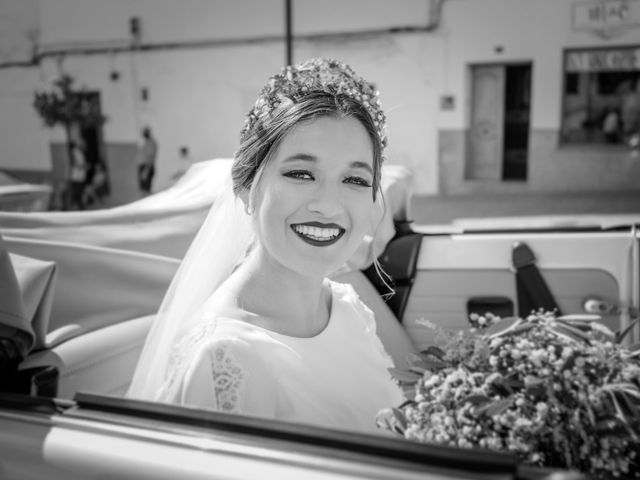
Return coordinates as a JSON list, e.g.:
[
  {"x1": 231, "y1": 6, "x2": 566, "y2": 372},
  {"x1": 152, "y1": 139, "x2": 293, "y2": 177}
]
[{"x1": 291, "y1": 223, "x2": 345, "y2": 247}]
